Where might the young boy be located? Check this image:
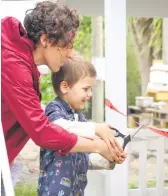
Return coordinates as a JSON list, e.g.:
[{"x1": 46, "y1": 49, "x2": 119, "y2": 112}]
[{"x1": 38, "y1": 56, "x2": 126, "y2": 196}]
